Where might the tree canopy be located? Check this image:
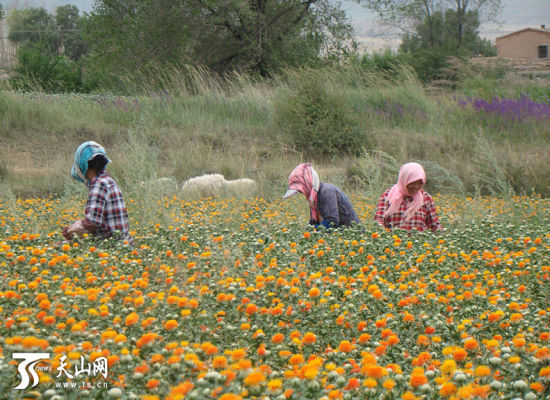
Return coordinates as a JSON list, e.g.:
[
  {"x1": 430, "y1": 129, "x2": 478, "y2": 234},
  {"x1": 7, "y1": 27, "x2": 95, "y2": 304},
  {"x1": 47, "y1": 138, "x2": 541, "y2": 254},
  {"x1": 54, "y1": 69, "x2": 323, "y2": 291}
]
[
  {"x1": 8, "y1": 6, "x2": 88, "y2": 61},
  {"x1": 358, "y1": 0, "x2": 501, "y2": 51},
  {"x1": 400, "y1": 8, "x2": 496, "y2": 56},
  {"x1": 86, "y1": 0, "x2": 355, "y2": 76}
]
